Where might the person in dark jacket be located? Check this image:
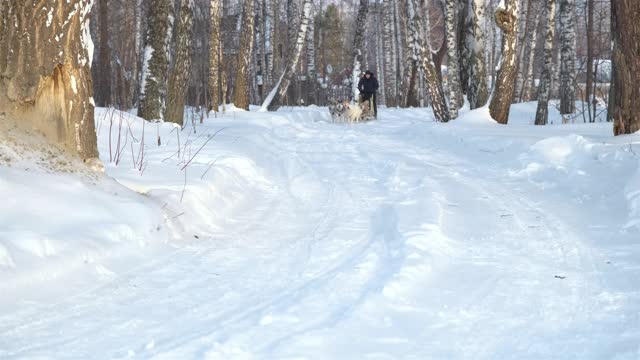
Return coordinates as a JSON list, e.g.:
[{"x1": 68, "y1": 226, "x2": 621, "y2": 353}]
[{"x1": 357, "y1": 70, "x2": 379, "y2": 118}]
